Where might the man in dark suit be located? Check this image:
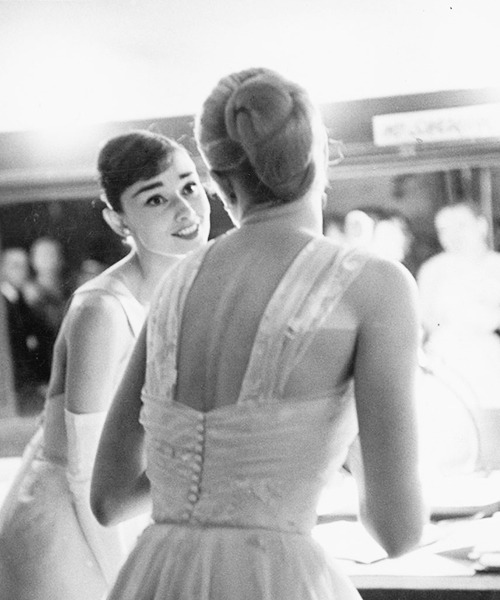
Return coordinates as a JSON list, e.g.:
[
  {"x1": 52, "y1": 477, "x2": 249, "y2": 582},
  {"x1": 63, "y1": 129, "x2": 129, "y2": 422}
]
[{"x1": 0, "y1": 248, "x2": 52, "y2": 414}]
